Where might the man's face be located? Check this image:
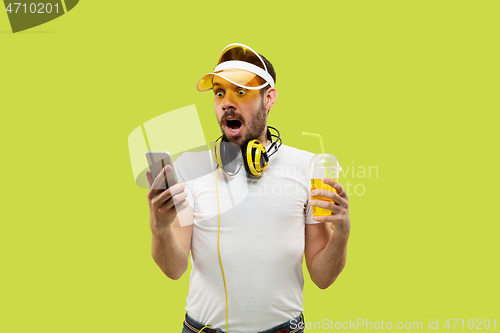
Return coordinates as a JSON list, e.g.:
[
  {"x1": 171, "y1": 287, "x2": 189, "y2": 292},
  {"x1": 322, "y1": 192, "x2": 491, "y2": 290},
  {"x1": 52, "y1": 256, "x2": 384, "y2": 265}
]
[{"x1": 213, "y1": 76, "x2": 267, "y2": 148}]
